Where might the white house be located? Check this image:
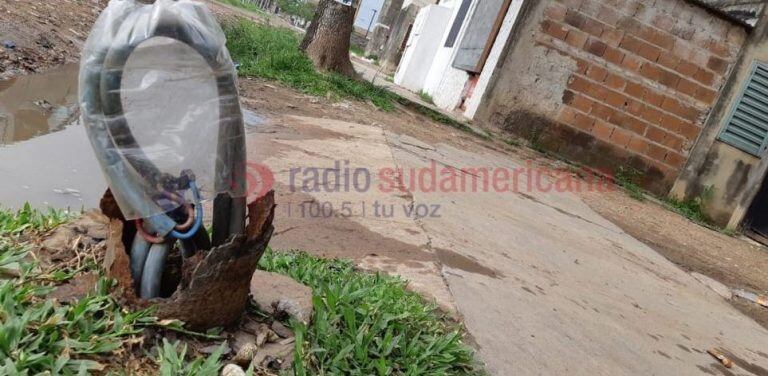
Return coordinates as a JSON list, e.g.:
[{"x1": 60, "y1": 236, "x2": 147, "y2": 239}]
[{"x1": 393, "y1": 0, "x2": 526, "y2": 120}]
